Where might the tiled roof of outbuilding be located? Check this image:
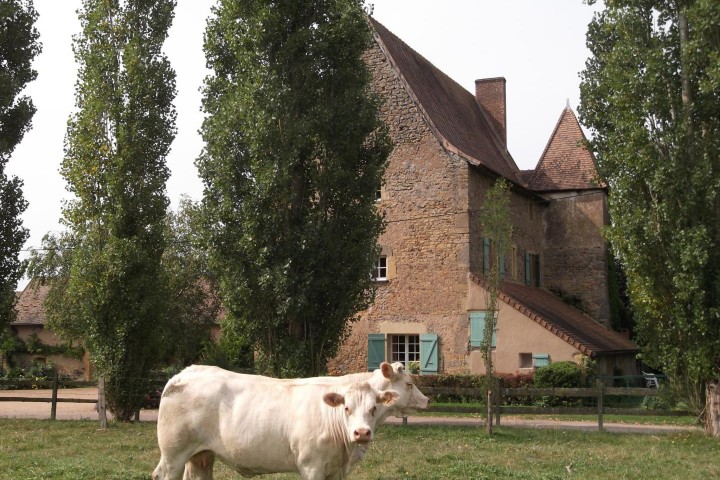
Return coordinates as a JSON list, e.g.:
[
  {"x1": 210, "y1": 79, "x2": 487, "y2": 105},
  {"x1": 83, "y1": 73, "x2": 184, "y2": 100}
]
[
  {"x1": 13, "y1": 280, "x2": 50, "y2": 326},
  {"x1": 499, "y1": 281, "x2": 637, "y2": 356},
  {"x1": 370, "y1": 17, "x2": 521, "y2": 183},
  {"x1": 526, "y1": 107, "x2": 605, "y2": 192},
  {"x1": 470, "y1": 274, "x2": 637, "y2": 357}
]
